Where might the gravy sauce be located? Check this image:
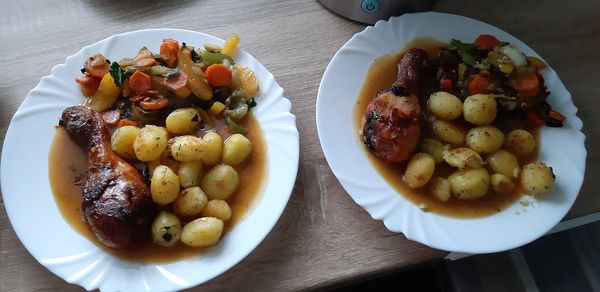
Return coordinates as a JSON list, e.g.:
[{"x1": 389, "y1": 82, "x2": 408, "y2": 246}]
[{"x1": 49, "y1": 113, "x2": 267, "y2": 263}]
